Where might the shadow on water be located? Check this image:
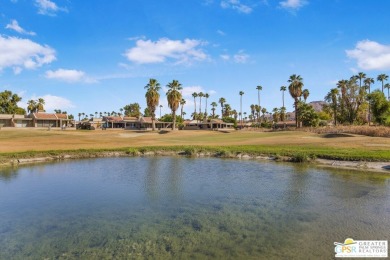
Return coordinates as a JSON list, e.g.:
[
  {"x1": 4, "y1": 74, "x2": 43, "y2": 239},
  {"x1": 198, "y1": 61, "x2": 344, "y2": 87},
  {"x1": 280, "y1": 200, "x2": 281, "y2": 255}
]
[{"x1": 0, "y1": 166, "x2": 19, "y2": 181}]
